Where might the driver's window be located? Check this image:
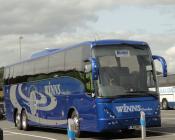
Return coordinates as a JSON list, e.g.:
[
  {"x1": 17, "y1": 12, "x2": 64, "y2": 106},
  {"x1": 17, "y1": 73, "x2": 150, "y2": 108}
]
[{"x1": 84, "y1": 62, "x2": 94, "y2": 93}]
